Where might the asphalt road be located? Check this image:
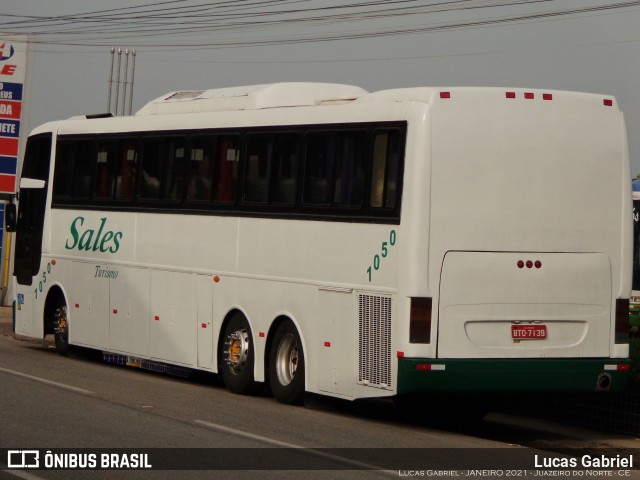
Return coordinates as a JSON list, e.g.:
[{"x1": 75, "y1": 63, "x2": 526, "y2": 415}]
[{"x1": 0, "y1": 324, "x2": 638, "y2": 480}]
